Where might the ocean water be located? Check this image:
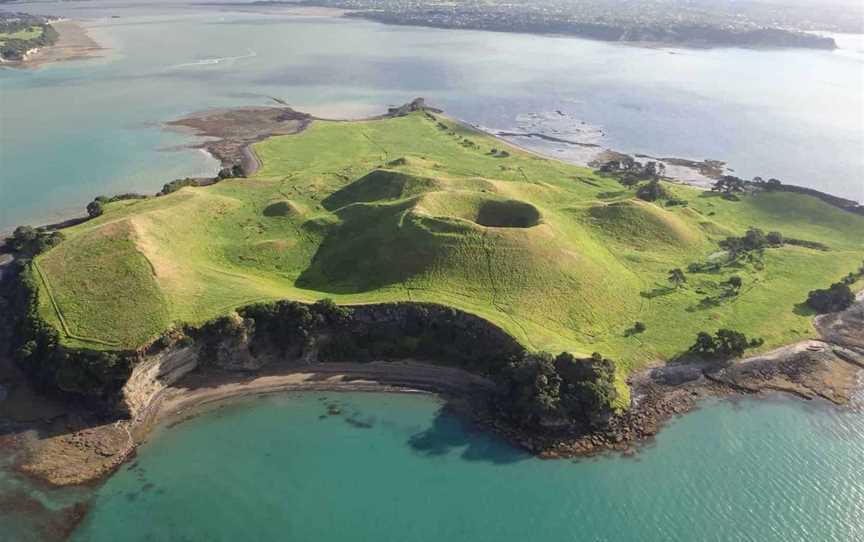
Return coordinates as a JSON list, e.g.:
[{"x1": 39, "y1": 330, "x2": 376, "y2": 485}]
[
  {"x1": 1, "y1": 1, "x2": 863, "y2": 232},
  {"x1": 48, "y1": 392, "x2": 863, "y2": 542}
]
